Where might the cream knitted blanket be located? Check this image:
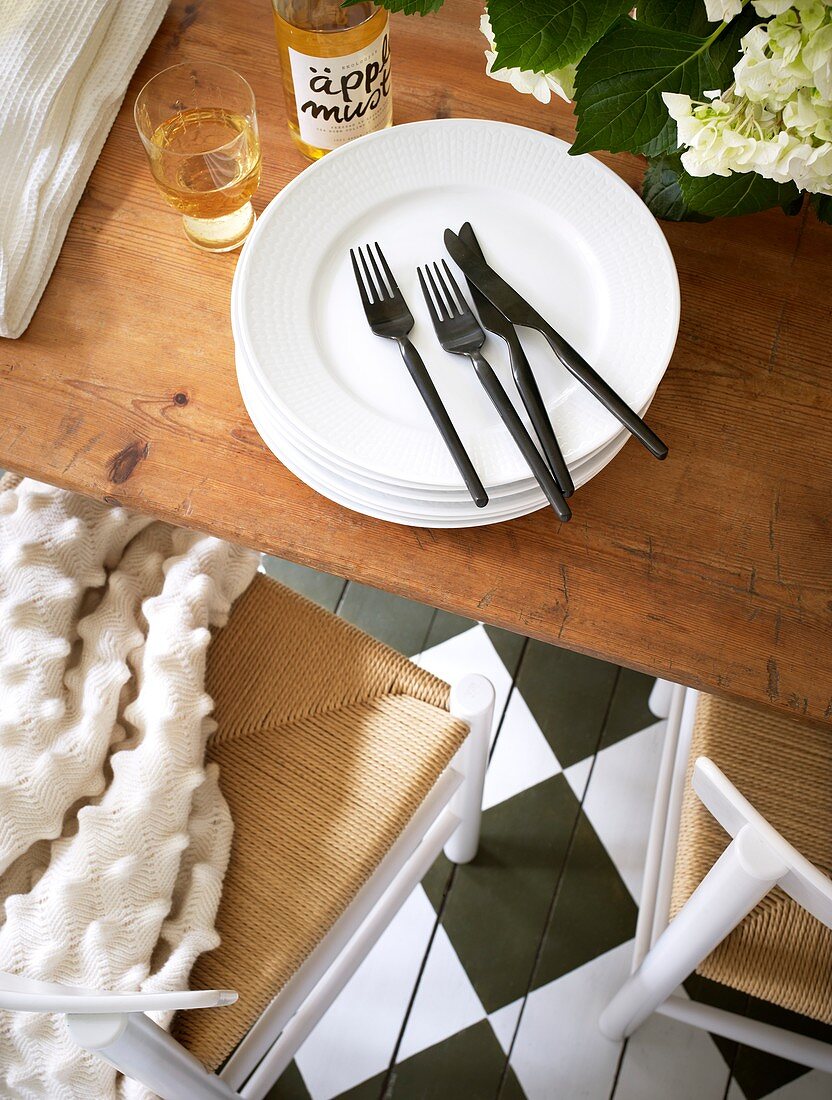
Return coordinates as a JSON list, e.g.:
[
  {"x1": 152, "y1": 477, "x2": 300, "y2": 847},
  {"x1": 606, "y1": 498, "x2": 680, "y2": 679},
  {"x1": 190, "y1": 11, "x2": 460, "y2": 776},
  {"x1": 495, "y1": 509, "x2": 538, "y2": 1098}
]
[{"x1": 0, "y1": 475, "x2": 260, "y2": 1097}]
